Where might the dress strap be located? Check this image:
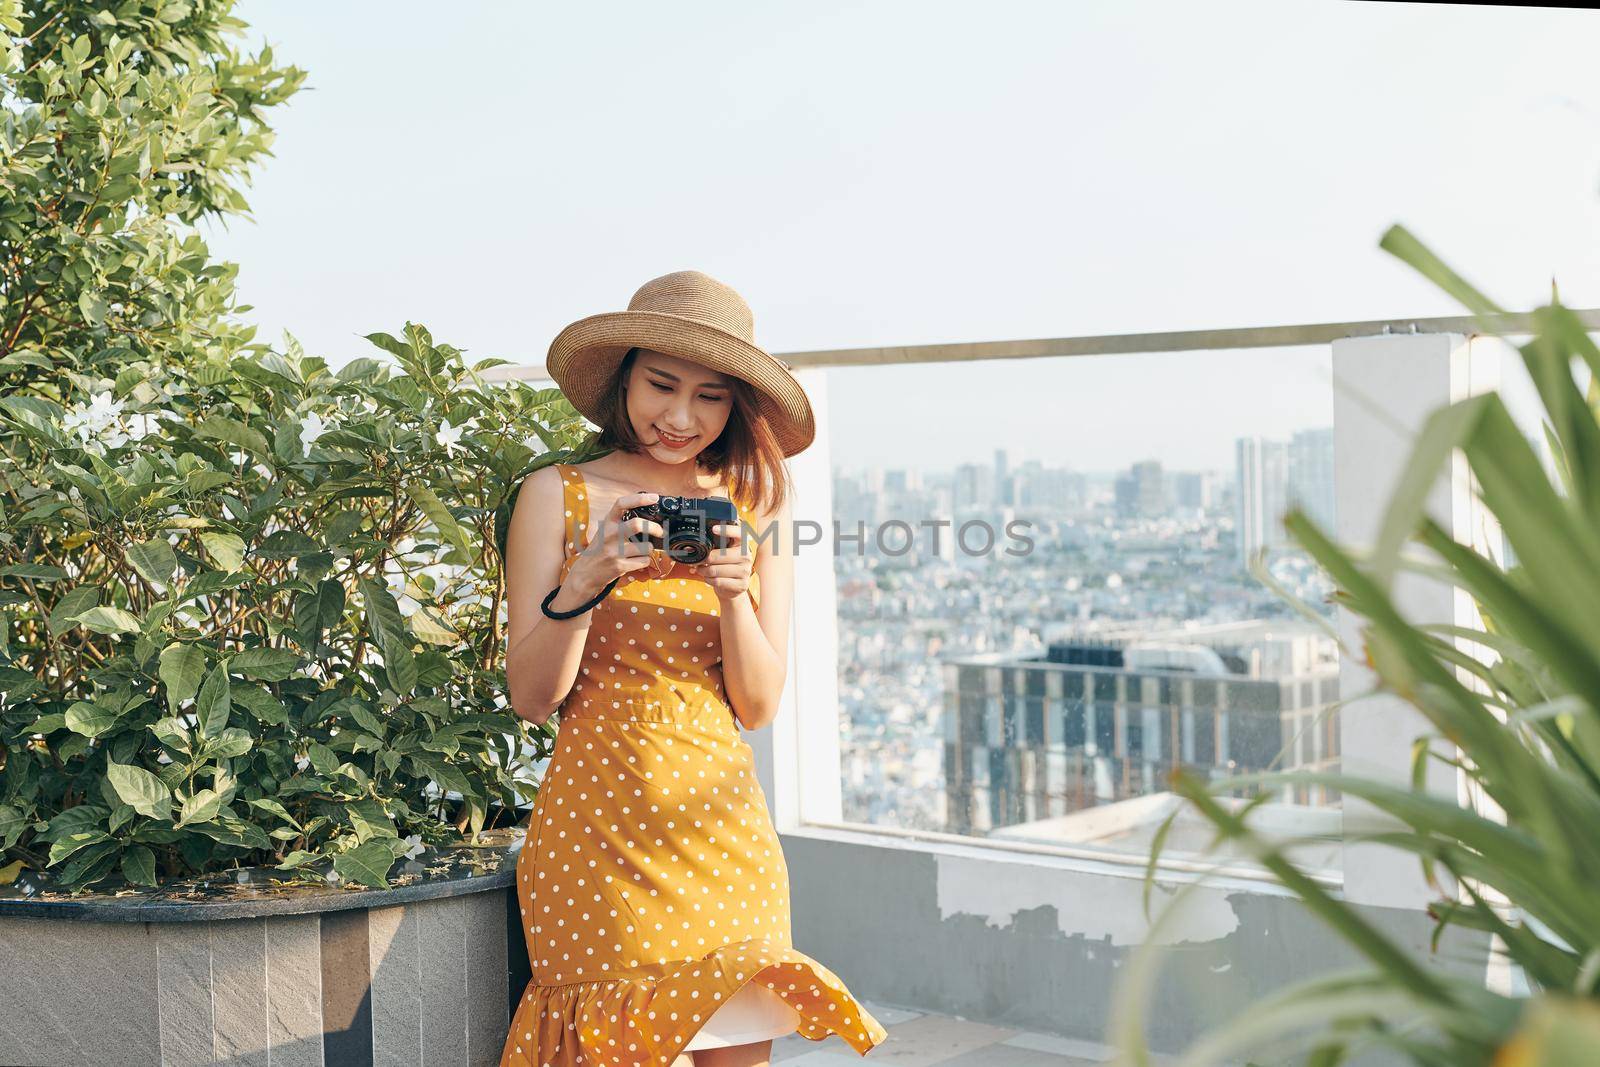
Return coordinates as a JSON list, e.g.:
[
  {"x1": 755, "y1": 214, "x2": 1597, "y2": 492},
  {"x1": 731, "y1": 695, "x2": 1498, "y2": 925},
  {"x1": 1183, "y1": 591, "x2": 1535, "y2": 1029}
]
[{"x1": 556, "y1": 463, "x2": 590, "y2": 577}]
